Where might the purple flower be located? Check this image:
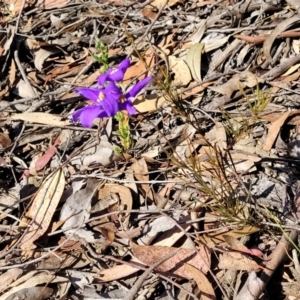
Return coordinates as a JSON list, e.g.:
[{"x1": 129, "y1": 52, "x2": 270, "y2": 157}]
[
  {"x1": 119, "y1": 76, "x2": 153, "y2": 115},
  {"x1": 98, "y1": 58, "x2": 130, "y2": 86},
  {"x1": 72, "y1": 58, "x2": 153, "y2": 128},
  {"x1": 72, "y1": 82, "x2": 122, "y2": 127}
]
